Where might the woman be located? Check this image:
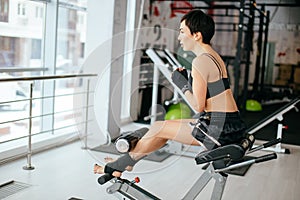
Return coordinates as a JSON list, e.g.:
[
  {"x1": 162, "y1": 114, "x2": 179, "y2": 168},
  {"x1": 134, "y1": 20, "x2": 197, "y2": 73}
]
[{"x1": 94, "y1": 9, "x2": 246, "y2": 178}]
